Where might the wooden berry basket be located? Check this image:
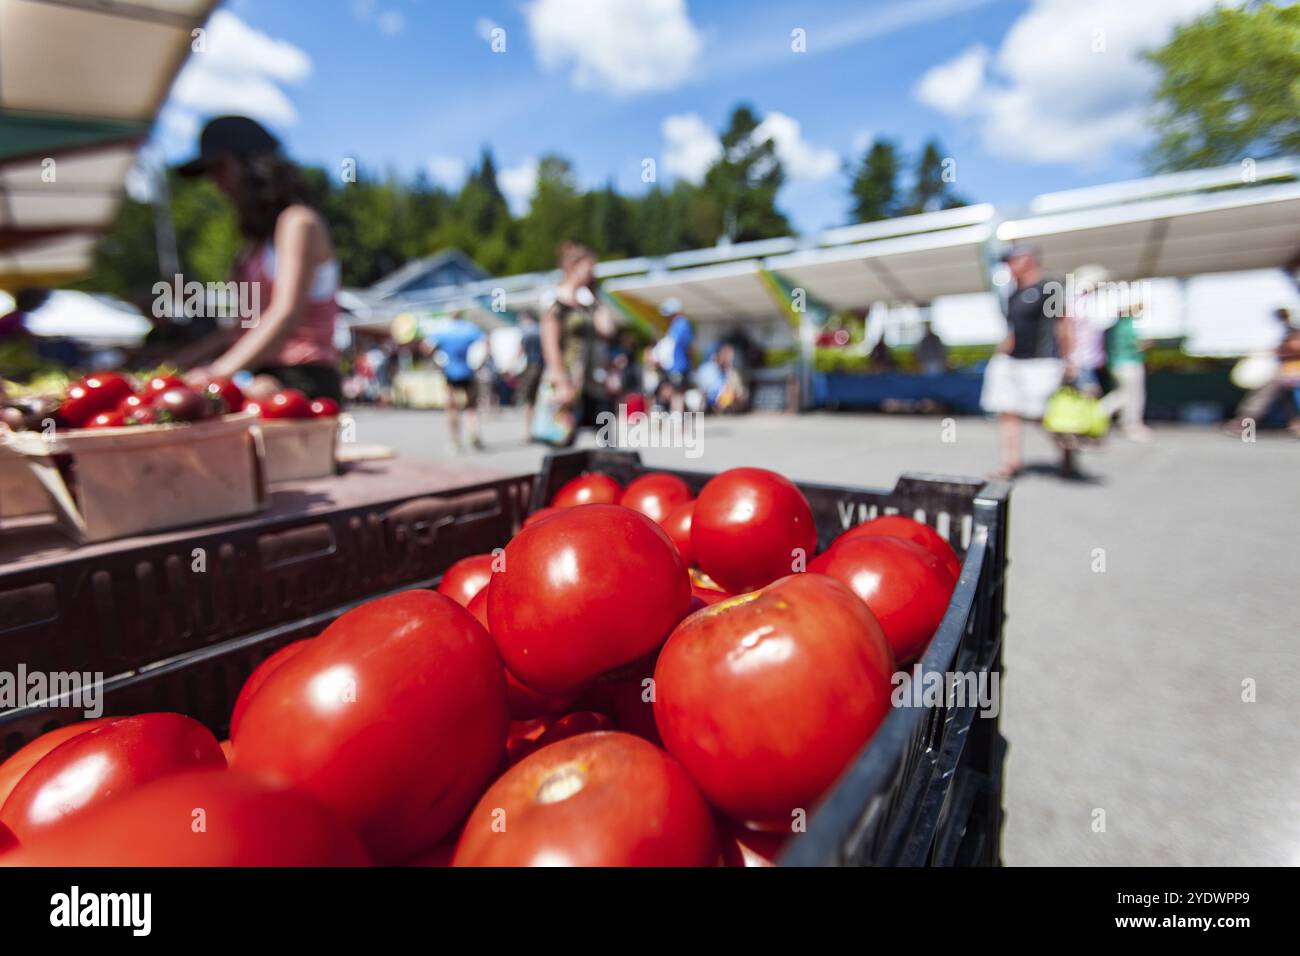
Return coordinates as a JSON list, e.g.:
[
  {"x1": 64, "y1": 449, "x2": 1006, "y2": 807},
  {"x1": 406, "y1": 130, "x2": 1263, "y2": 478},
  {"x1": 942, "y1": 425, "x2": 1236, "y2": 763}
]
[
  {"x1": 256, "y1": 416, "x2": 339, "y2": 483},
  {"x1": 0, "y1": 409, "x2": 266, "y2": 543}
]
